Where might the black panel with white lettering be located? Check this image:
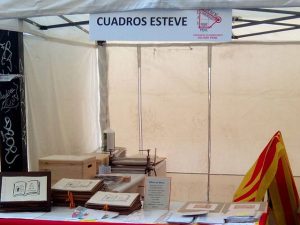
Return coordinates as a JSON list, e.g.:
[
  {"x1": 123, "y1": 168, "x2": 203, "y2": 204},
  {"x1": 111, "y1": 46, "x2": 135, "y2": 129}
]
[{"x1": 0, "y1": 30, "x2": 27, "y2": 171}]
